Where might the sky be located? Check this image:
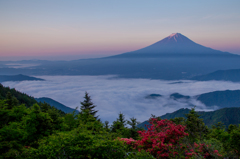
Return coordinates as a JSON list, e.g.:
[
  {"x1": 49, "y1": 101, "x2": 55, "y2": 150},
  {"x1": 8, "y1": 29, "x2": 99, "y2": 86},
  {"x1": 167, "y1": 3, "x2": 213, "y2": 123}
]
[
  {"x1": 0, "y1": 0, "x2": 240, "y2": 60},
  {"x1": 2, "y1": 76, "x2": 240, "y2": 123}
]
